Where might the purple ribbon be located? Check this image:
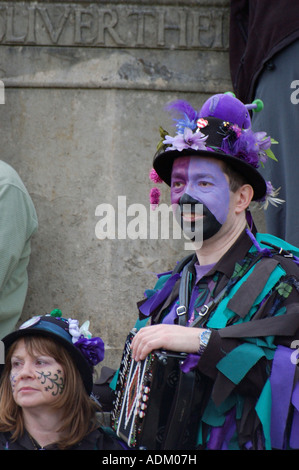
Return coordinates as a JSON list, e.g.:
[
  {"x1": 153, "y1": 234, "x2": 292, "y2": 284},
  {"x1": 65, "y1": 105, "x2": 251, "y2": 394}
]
[
  {"x1": 180, "y1": 354, "x2": 200, "y2": 373},
  {"x1": 139, "y1": 273, "x2": 180, "y2": 317},
  {"x1": 269, "y1": 345, "x2": 296, "y2": 449},
  {"x1": 290, "y1": 381, "x2": 299, "y2": 448},
  {"x1": 207, "y1": 407, "x2": 236, "y2": 450}
]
